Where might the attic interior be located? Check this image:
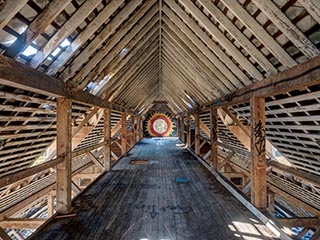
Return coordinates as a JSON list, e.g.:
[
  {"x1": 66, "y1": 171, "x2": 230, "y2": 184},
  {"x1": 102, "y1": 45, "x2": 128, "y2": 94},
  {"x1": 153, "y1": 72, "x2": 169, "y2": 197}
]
[{"x1": 0, "y1": 0, "x2": 319, "y2": 239}]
